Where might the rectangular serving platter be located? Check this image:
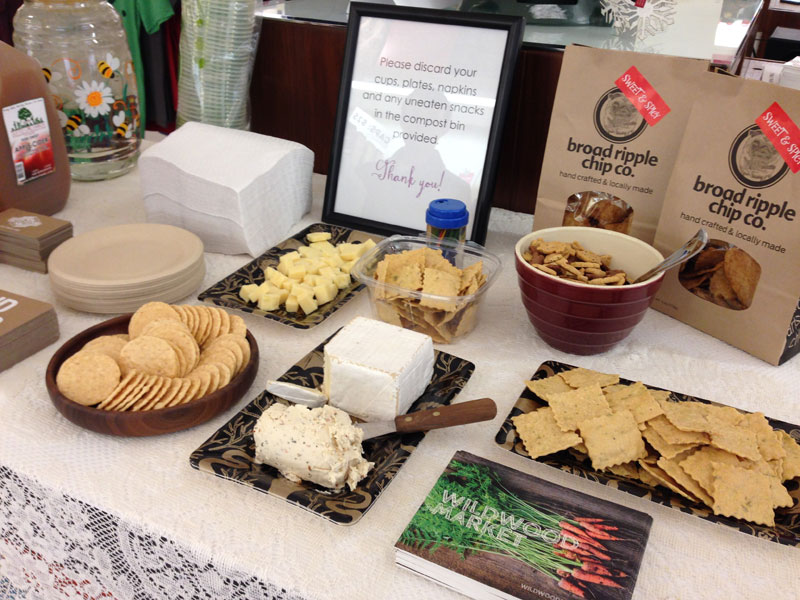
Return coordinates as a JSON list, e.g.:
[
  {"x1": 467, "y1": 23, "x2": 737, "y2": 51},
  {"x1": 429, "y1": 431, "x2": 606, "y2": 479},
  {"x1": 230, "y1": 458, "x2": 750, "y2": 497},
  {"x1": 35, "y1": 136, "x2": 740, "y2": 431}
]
[
  {"x1": 495, "y1": 360, "x2": 800, "y2": 547},
  {"x1": 190, "y1": 337, "x2": 475, "y2": 525},
  {"x1": 197, "y1": 223, "x2": 378, "y2": 329}
]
